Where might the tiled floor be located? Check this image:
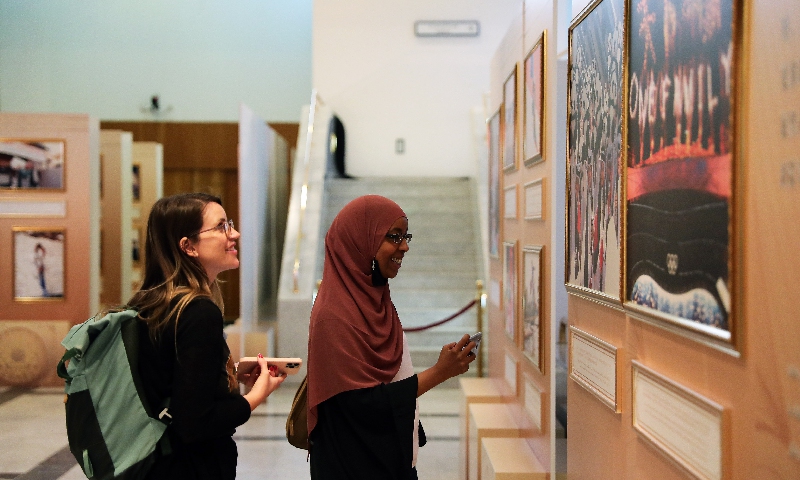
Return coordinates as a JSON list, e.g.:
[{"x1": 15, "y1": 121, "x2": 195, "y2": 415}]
[{"x1": 0, "y1": 386, "x2": 464, "y2": 480}]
